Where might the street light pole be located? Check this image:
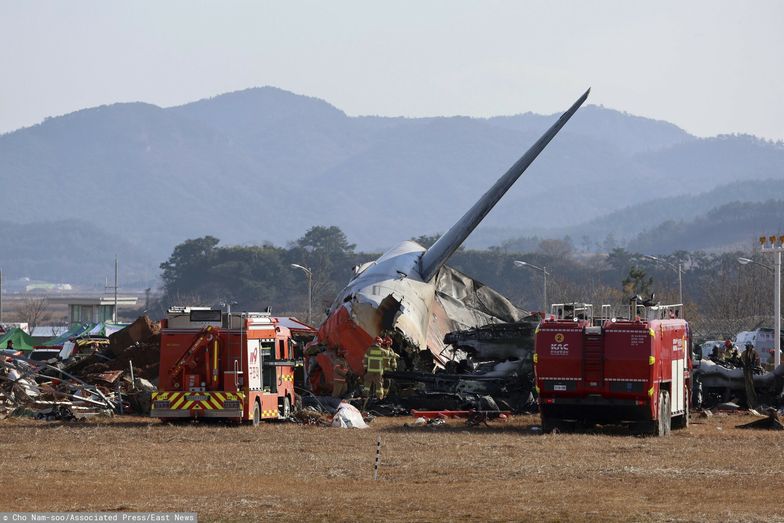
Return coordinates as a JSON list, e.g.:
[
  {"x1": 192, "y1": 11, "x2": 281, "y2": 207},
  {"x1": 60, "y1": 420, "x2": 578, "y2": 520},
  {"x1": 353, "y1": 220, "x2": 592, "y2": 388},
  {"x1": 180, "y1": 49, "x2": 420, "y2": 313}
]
[
  {"x1": 114, "y1": 256, "x2": 118, "y2": 323},
  {"x1": 759, "y1": 236, "x2": 784, "y2": 368},
  {"x1": 737, "y1": 256, "x2": 774, "y2": 273},
  {"x1": 643, "y1": 255, "x2": 683, "y2": 307},
  {"x1": 514, "y1": 260, "x2": 550, "y2": 313},
  {"x1": 290, "y1": 264, "x2": 313, "y2": 325},
  {"x1": 777, "y1": 251, "x2": 781, "y2": 368}
]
